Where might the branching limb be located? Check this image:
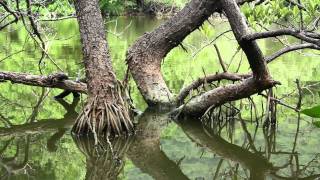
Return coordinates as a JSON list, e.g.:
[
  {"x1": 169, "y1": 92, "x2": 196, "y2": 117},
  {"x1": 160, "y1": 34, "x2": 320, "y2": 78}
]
[
  {"x1": 176, "y1": 72, "x2": 251, "y2": 104},
  {"x1": 0, "y1": 1, "x2": 20, "y2": 30},
  {"x1": 285, "y1": 0, "x2": 306, "y2": 10},
  {"x1": 221, "y1": 0, "x2": 270, "y2": 80},
  {"x1": 177, "y1": 78, "x2": 280, "y2": 116}
]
